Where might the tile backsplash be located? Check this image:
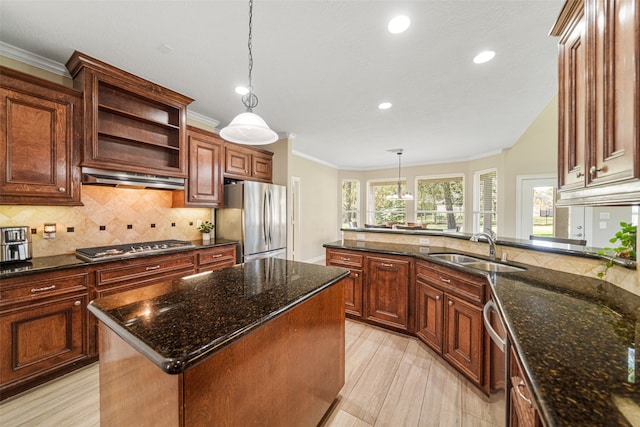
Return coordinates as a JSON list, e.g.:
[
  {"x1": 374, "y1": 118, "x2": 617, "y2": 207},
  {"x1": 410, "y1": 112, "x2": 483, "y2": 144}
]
[{"x1": 0, "y1": 186, "x2": 212, "y2": 256}]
